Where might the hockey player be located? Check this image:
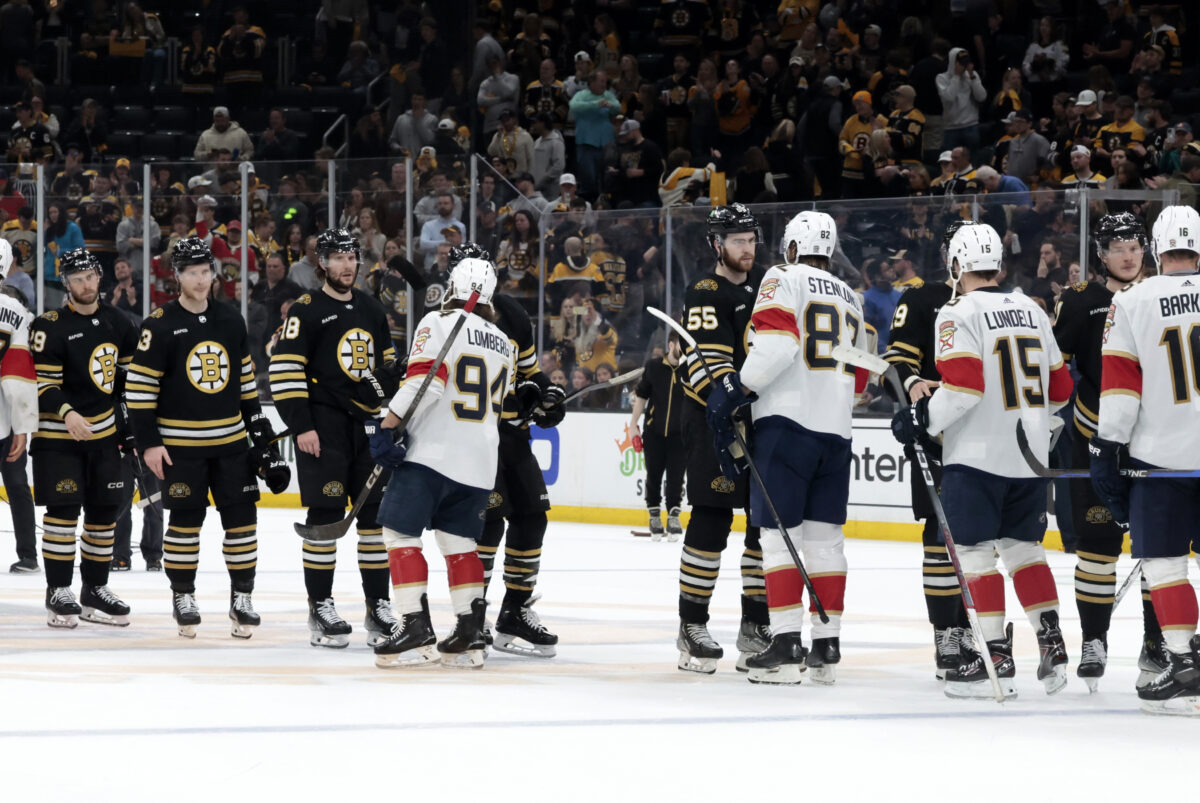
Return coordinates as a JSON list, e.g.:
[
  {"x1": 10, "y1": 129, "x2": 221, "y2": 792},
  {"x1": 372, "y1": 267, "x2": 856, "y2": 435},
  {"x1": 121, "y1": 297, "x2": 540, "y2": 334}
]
[
  {"x1": 707, "y1": 211, "x2": 869, "y2": 685},
  {"x1": 883, "y1": 219, "x2": 969, "y2": 679},
  {"x1": 127, "y1": 237, "x2": 281, "y2": 639},
  {"x1": 455, "y1": 242, "x2": 565, "y2": 659},
  {"x1": 1052, "y1": 212, "x2": 1160, "y2": 691},
  {"x1": 629, "y1": 331, "x2": 685, "y2": 542},
  {"x1": 32, "y1": 249, "x2": 136, "y2": 627},
  {"x1": 269, "y1": 228, "x2": 400, "y2": 648},
  {"x1": 675, "y1": 203, "x2": 771, "y2": 674},
  {"x1": 371, "y1": 256, "x2": 515, "y2": 669},
  {"x1": 1091, "y1": 205, "x2": 1200, "y2": 715},
  {"x1": 891, "y1": 222, "x2": 1074, "y2": 699}
]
